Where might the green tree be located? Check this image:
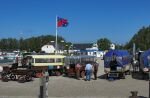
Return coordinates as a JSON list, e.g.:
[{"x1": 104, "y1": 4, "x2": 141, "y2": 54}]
[
  {"x1": 124, "y1": 26, "x2": 150, "y2": 50},
  {"x1": 0, "y1": 35, "x2": 66, "y2": 52},
  {"x1": 97, "y1": 38, "x2": 111, "y2": 50}
]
